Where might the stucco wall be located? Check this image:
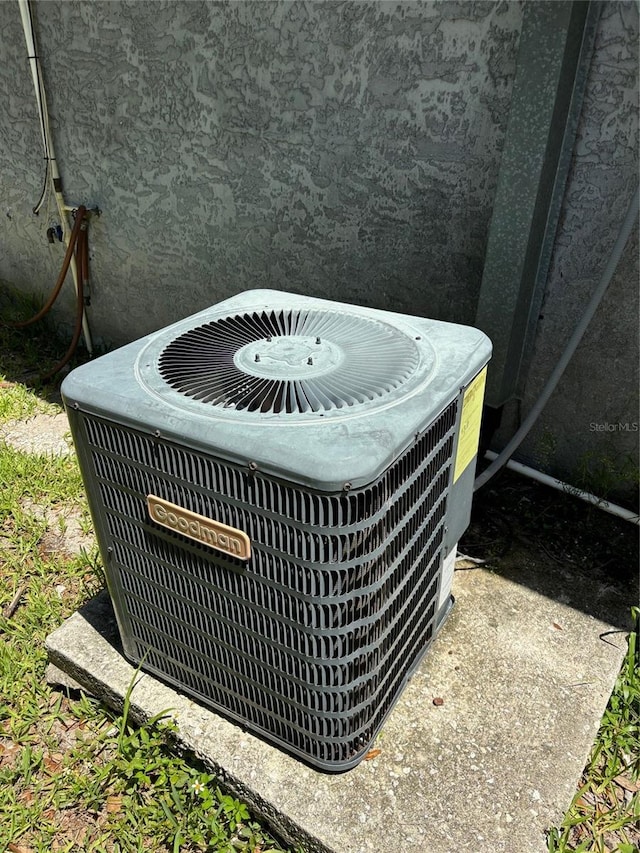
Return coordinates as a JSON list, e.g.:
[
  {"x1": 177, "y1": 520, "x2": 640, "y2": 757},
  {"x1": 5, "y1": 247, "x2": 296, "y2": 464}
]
[
  {"x1": 1, "y1": 0, "x2": 522, "y2": 343},
  {"x1": 0, "y1": 1, "x2": 637, "y2": 500}
]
